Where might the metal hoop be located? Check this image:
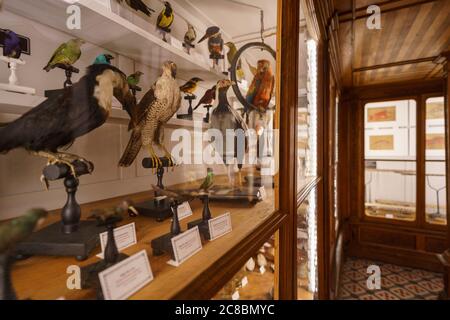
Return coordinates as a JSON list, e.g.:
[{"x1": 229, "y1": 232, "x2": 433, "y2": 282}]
[{"x1": 229, "y1": 42, "x2": 276, "y2": 114}]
